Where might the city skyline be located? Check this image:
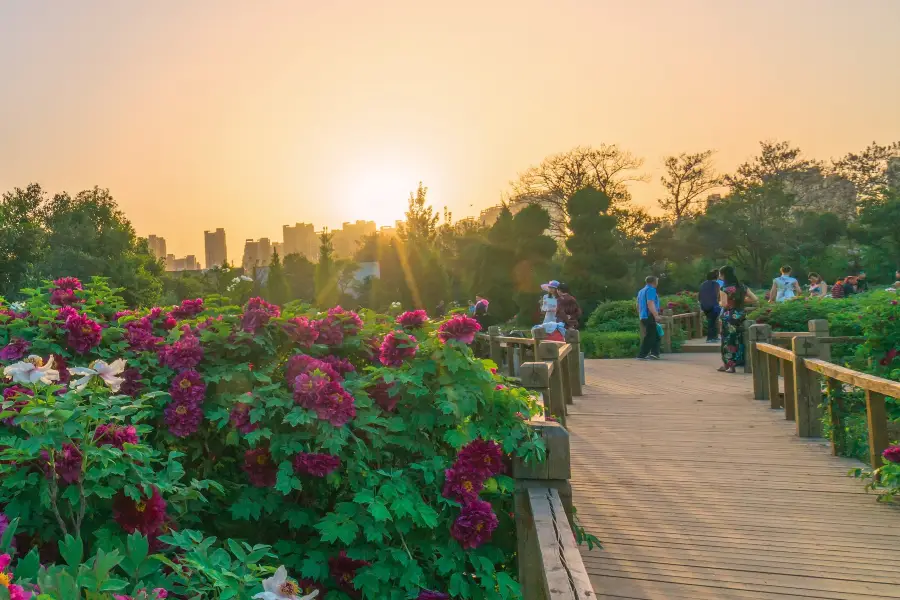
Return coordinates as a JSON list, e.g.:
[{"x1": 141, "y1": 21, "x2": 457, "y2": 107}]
[{"x1": 3, "y1": 1, "x2": 900, "y2": 260}]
